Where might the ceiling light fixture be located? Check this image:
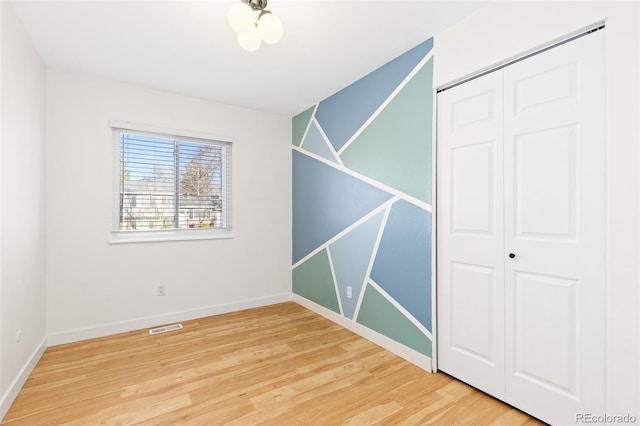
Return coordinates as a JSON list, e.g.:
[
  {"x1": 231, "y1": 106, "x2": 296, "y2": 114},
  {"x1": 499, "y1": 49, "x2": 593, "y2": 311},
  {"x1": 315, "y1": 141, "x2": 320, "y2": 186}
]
[{"x1": 228, "y1": 0, "x2": 283, "y2": 52}]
